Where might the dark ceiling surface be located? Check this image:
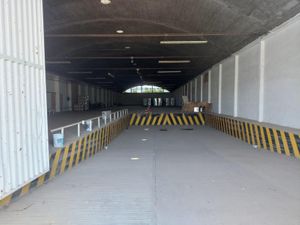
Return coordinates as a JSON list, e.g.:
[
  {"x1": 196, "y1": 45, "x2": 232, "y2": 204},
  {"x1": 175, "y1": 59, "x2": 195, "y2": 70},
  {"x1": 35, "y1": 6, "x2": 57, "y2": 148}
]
[{"x1": 44, "y1": 0, "x2": 300, "y2": 92}]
